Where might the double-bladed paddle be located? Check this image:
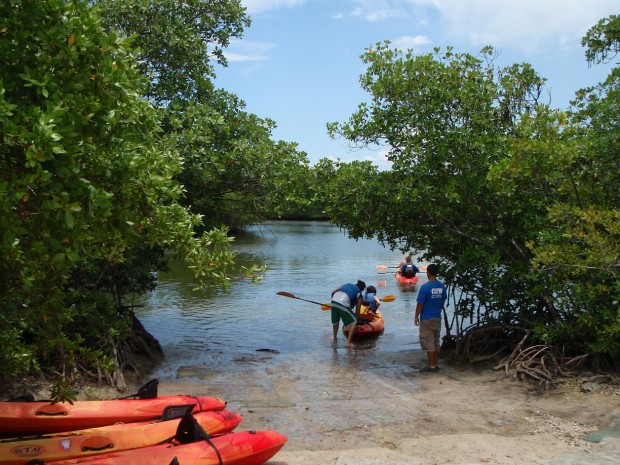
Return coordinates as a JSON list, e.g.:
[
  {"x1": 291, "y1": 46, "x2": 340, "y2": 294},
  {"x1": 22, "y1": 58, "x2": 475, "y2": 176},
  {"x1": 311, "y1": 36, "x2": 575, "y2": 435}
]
[
  {"x1": 276, "y1": 291, "x2": 326, "y2": 307},
  {"x1": 320, "y1": 294, "x2": 397, "y2": 311},
  {"x1": 276, "y1": 291, "x2": 396, "y2": 311},
  {"x1": 377, "y1": 264, "x2": 428, "y2": 271}
]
